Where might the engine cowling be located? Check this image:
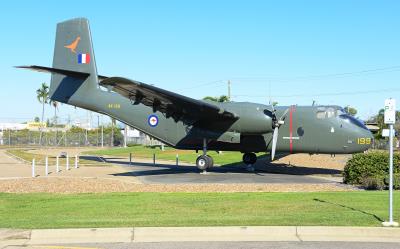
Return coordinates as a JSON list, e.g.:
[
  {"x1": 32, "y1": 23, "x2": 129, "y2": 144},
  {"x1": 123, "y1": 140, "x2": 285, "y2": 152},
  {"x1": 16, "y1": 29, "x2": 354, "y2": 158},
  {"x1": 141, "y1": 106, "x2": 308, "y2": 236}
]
[{"x1": 234, "y1": 108, "x2": 273, "y2": 134}]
